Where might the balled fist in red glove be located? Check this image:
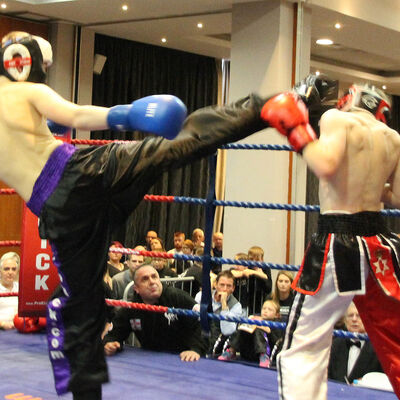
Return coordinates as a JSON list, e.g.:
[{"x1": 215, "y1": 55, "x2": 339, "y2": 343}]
[
  {"x1": 14, "y1": 314, "x2": 46, "y2": 333},
  {"x1": 261, "y1": 92, "x2": 317, "y2": 153}
]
